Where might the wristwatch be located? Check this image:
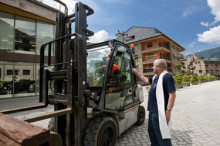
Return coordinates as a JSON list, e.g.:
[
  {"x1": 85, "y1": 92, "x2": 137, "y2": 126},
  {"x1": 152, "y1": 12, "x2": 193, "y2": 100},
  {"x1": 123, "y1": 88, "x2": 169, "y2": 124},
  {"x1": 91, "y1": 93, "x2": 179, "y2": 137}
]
[{"x1": 166, "y1": 108, "x2": 172, "y2": 112}]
